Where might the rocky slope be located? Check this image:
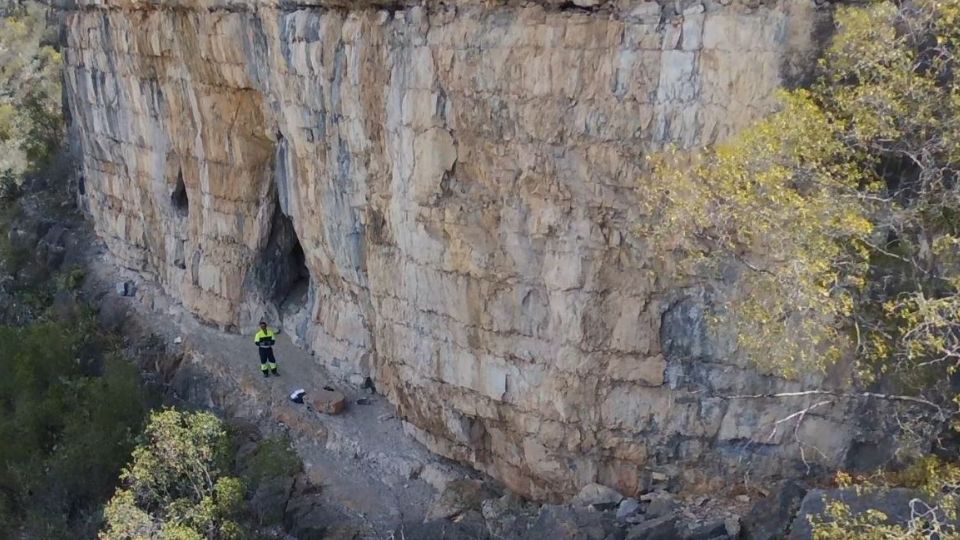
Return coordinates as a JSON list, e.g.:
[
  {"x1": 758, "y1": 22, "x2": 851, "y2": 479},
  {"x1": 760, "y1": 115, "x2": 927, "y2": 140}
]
[{"x1": 60, "y1": 0, "x2": 910, "y2": 500}]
